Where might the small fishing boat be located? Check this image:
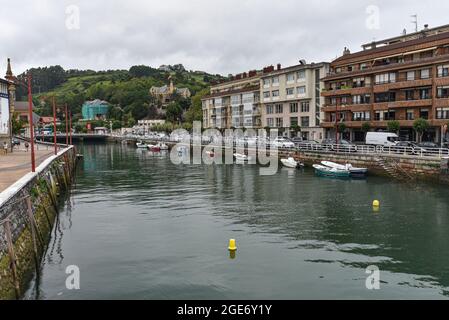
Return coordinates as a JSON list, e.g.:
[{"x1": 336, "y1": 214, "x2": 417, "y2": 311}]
[
  {"x1": 136, "y1": 141, "x2": 148, "y2": 149},
  {"x1": 321, "y1": 161, "x2": 368, "y2": 178},
  {"x1": 148, "y1": 144, "x2": 161, "y2": 152},
  {"x1": 313, "y1": 164, "x2": 350, "y2": 178},
  {"x1": 233, "y1": 153, "x2": 251, "y2": 161},
  {"x1": 155, "y1": 142, "x2": 169, "y2": 150},
  {"x1": 280, "y1": 157, "x2": 304, "y2": 168}
]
